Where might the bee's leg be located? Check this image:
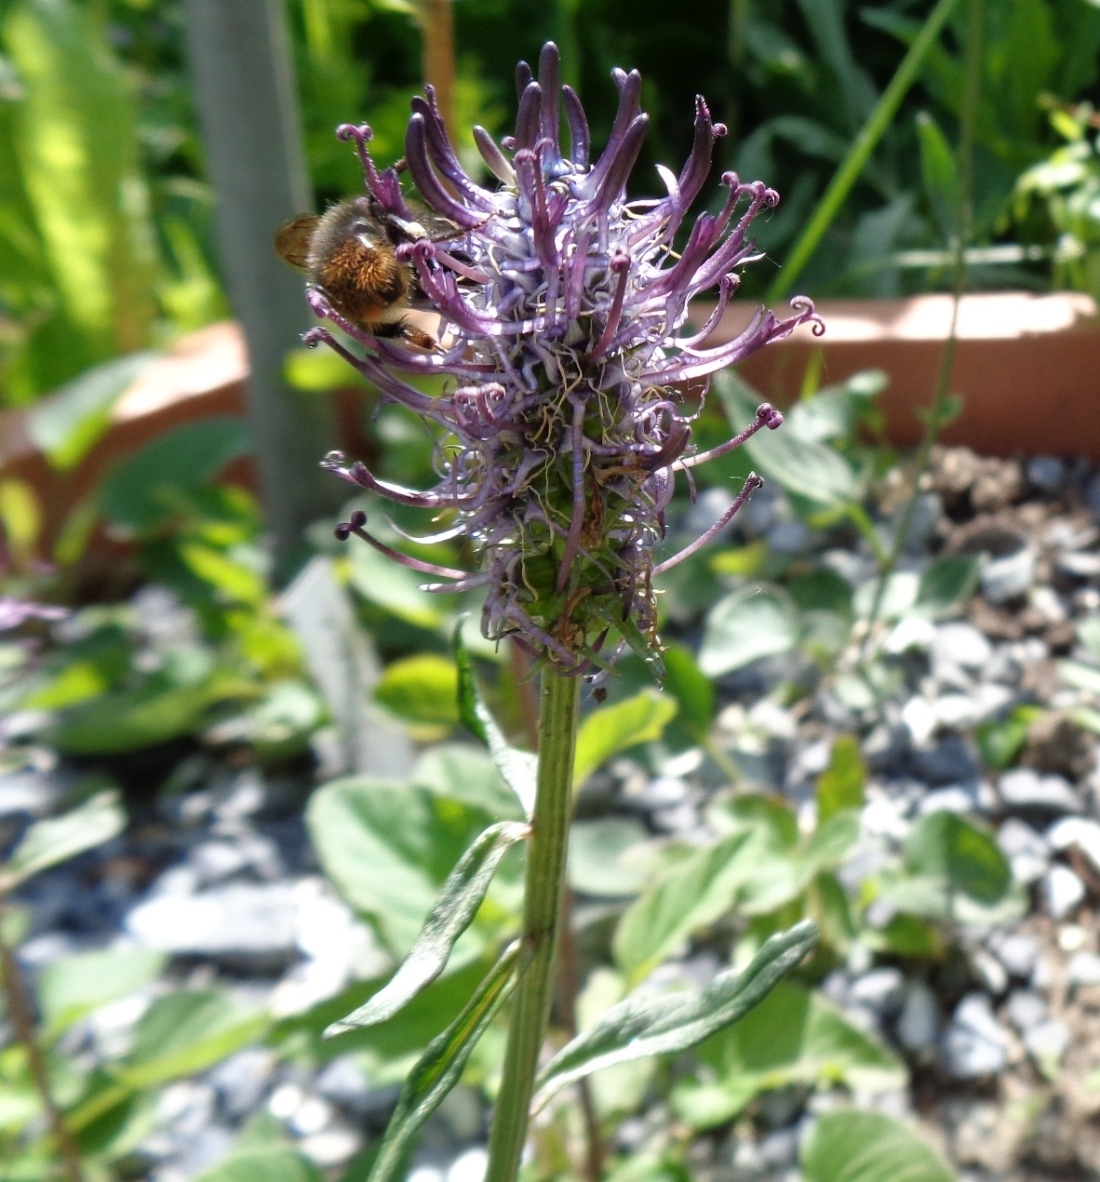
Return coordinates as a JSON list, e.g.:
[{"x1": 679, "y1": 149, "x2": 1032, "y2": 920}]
[{"x1": 376, "y1": 318, "x2": 436, "y2": 350}]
